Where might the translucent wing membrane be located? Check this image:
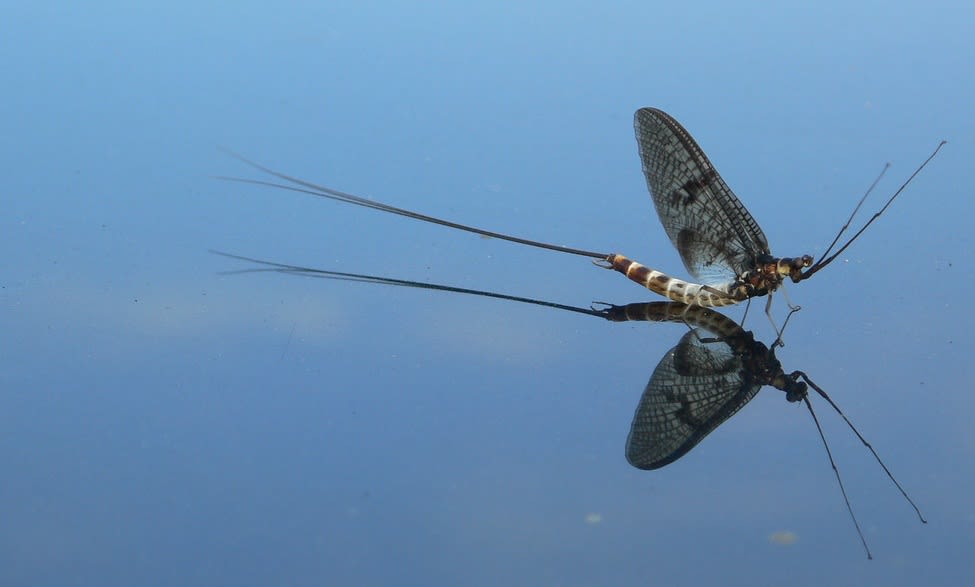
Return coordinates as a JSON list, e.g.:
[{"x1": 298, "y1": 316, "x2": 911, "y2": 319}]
[
  {"x1": 626, "y1": 329, "x2": 761, "y2": 470},
  {"x1": 634, "y1": 108, "x2": 770, "y2": 286}
]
